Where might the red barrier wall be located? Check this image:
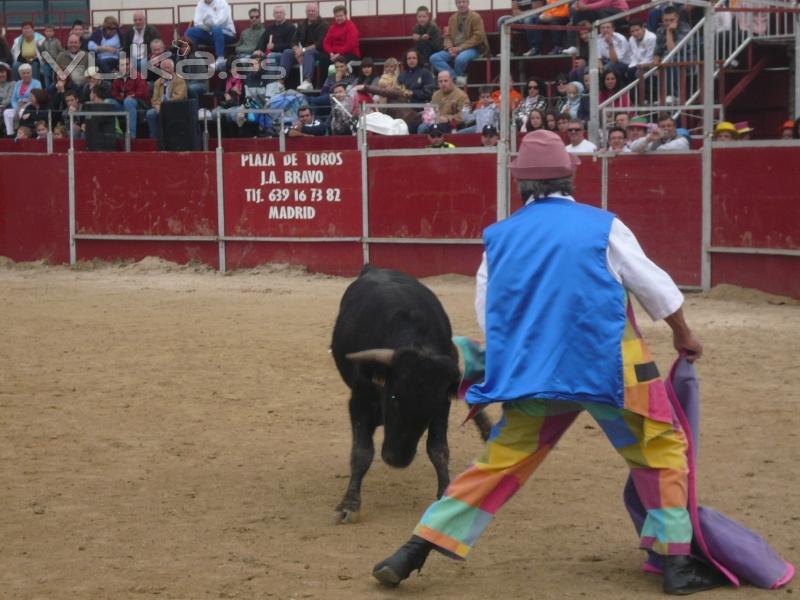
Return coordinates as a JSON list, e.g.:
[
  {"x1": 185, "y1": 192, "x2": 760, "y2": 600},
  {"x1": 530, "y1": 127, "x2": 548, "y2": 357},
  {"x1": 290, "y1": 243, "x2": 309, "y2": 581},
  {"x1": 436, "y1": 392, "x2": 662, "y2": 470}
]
[
  {"x1": 0, "y1": 154, "x2": 69, "y2": 264},
  {"x1": 0, "y1": 148, "x2": 797, "y2": 298}
]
